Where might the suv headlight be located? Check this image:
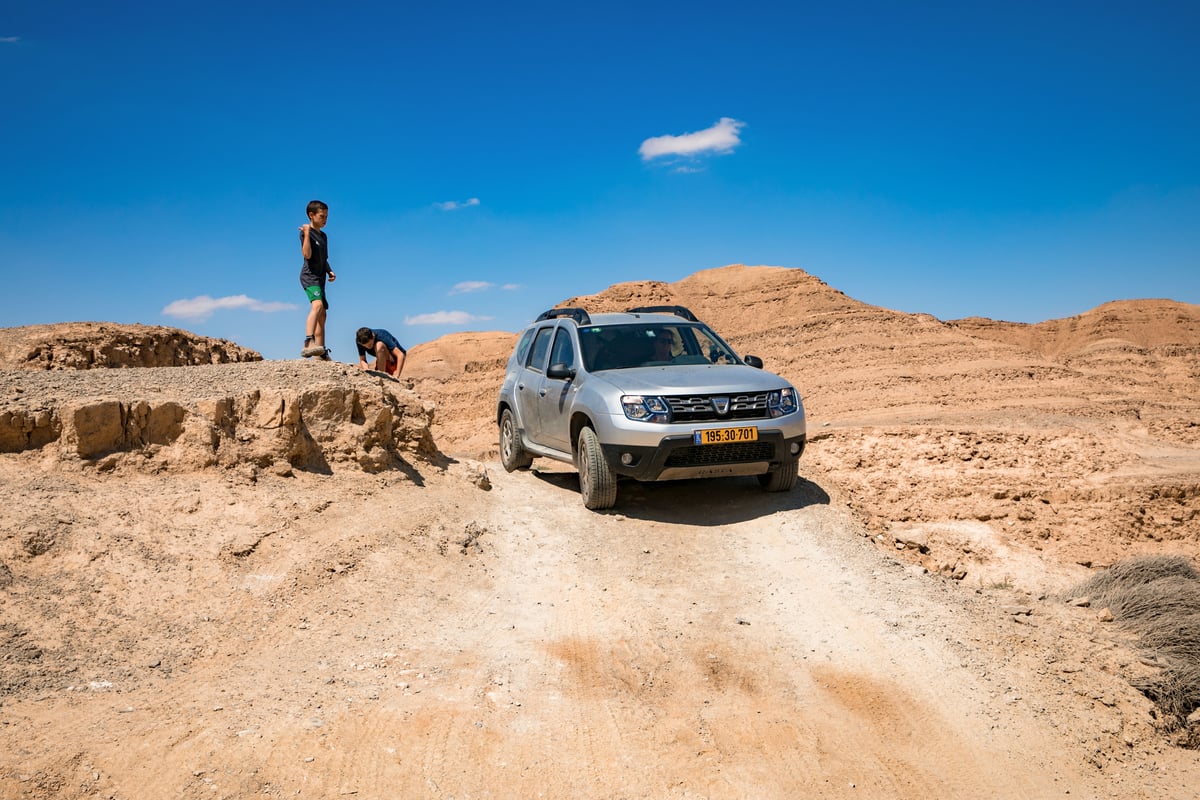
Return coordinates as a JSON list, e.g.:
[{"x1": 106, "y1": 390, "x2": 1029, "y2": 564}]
[
  {"x1": 768, "y1": 387, "x2": 799, "y2": 418},
  {"x1": 622, "y1": 395, "x2": 670, "y2": 423}
]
